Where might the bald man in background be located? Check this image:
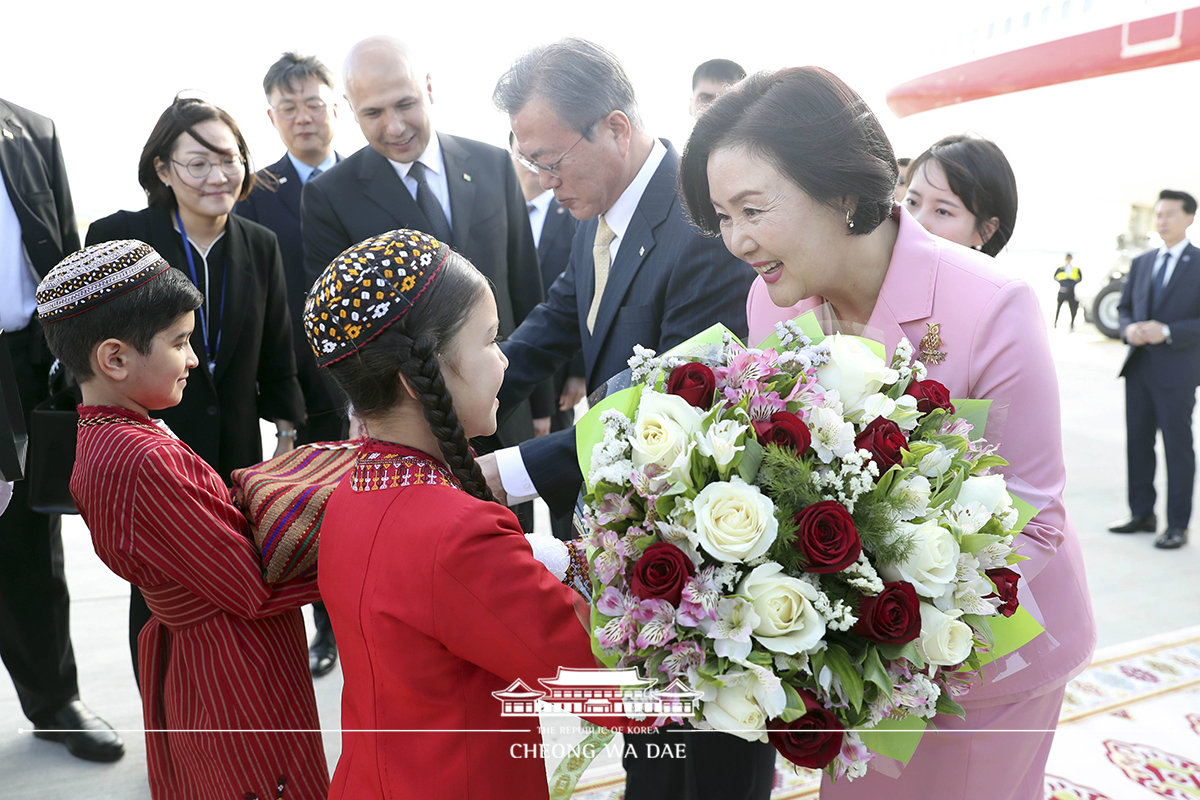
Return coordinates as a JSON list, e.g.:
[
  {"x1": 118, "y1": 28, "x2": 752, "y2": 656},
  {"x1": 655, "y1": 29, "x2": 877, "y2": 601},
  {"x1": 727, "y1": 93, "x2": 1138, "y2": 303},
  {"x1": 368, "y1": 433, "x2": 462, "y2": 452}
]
[{"x1": 301, "y1": 37, "x2": 550, "y2": 527}]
